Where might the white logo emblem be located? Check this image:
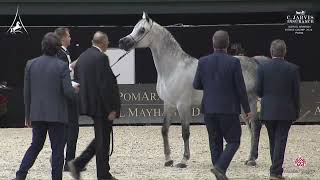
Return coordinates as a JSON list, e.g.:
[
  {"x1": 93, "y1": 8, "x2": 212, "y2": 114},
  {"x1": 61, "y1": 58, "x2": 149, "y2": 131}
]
[
  {"x1": 295, "y1": 10, "x2": 306, "y2": 15},
  {"x1": 7, "y1": 6, "x2": 28, "y2": 35},
  {"x1": 285, "y1": 10, "x2": 315, "y2": 35}
]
